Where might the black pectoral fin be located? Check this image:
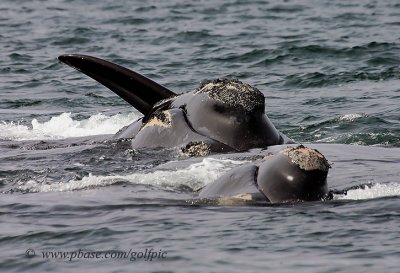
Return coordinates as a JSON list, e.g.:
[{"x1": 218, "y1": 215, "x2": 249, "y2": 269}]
[{"x1": 58, "y1": 54, "x2": 176, "y2": 115}]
